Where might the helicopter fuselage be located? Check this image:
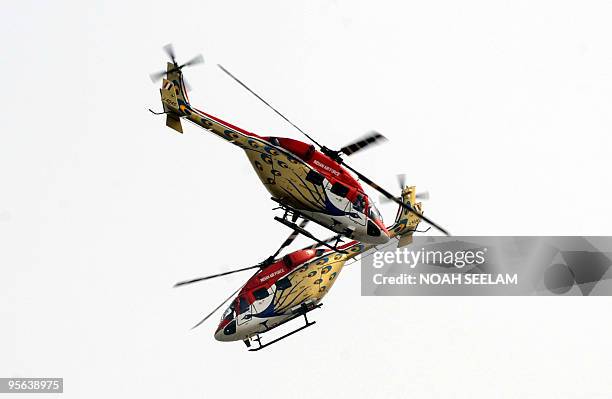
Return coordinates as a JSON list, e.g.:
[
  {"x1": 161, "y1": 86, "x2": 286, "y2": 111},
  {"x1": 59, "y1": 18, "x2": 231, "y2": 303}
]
[
  {"x1": 214, "y1": 242, "x2": 366, "y2": 343},
  {"x1": 186, "y1": 104, "x2": 390, "y2": 245}
]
